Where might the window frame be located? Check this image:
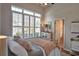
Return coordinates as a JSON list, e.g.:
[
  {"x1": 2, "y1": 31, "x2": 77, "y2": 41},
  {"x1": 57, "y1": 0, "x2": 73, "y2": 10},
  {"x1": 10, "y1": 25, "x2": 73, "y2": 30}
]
[
  {"x1": 12, "y1": 6, "x2": 41, "y2": 38},
  {"x1": 12, "y1": 11, "x2": 23, "y2": 36}
]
